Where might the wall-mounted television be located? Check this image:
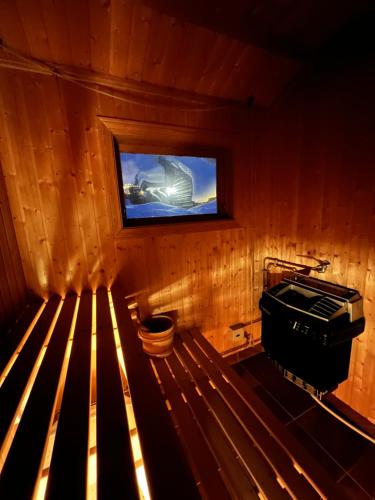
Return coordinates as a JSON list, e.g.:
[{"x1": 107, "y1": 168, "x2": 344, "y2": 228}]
[{"x1": 115, "y1": 141, "x2": 231, "y2": 228}]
